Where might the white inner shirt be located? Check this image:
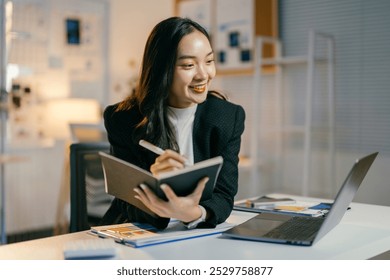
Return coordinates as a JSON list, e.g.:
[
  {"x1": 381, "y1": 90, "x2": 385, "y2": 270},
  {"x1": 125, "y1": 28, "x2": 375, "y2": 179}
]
[{"x1": 167, "y1": 105, "x2": 197, "y2": 165}]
